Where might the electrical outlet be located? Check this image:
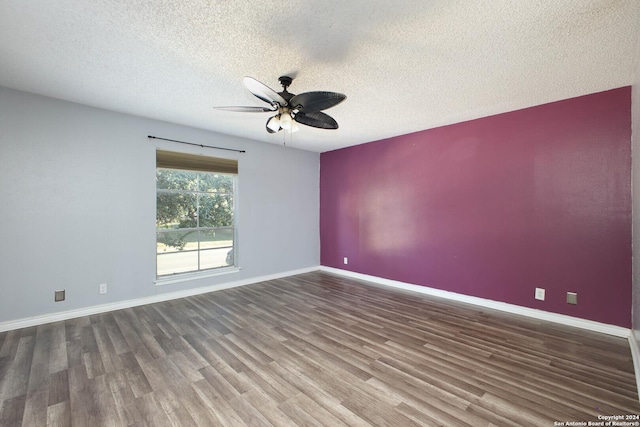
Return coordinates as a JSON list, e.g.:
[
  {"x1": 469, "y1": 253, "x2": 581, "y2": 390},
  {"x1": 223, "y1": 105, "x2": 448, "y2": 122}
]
[
  {"x1": 567, "y1": 292, "x2": 577, "y2": 305},
  {"x1": 55, "y1": 290, "x2": 65, "y2": 302},
  {"x1": 99, "y1": 283, "x2": 107, "y2": 294},
  {"x1": 535, "y1": 287, "x2": 545, "y2": 301},
  {"x1": 343, "y1": 257, "x2": 348, "y2": 265}
]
